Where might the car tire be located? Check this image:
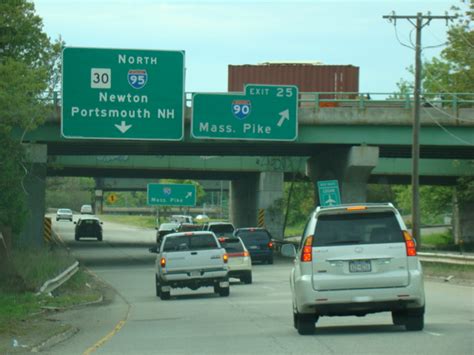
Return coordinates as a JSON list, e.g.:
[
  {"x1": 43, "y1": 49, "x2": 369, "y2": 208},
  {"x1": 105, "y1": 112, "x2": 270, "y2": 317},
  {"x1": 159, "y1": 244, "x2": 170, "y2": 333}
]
[
  {"x1": 97, "y1": 235, "x2": 103, "y2": 242},
  {"x1": 75, "y1": 235, "x2": 80, "y2": 241},
  {"x1": 218, "y1": 286, "x2": 230, "y2": 297},
  {"x1": 241, "y1": 272, "x2": 252, "y2": 284},
  {"x1": 293, "y1": 312, "x2": 298, "y2": 329},
  {"x1": 404, "y1": 307, "x2": 424, "y2": 331},
  {"x1": 155, "y1": 275, "x2": 161, "y2": 297},
  {"x1": 391, "y1": 311, "x2": 404, "y2": 326},
  {"x1": 296, "y1": 313, "x2": 316, "y2": 335},
  {"x1": 56, "y1": 218, "x2": 59, "y2": 221},
  {"x1": 268, "y1": 257, "x2": 274, "y2": 265},
  {"x1": 160, "y1": 289, "x2": 171, "y2": 300}
]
